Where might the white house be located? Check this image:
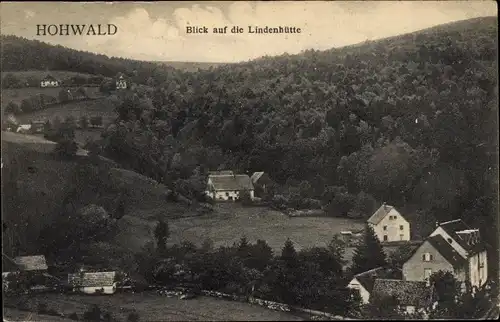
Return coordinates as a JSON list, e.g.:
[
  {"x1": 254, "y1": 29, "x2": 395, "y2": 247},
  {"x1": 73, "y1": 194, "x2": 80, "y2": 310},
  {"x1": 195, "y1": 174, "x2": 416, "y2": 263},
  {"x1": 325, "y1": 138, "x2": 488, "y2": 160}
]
[
  {"x1": 347, "y1": 267, "x2": 402, "y2": 304},
  {"x1": 205, "y1": 174, "x2": 254, "y2": 201},
  {"x1": 68, "y1": 271, "x2": 117, "y2": 295},
  {"x1": 40, "y1": 75, "x2": 60, "y2": 88},
  {"x1": 405, "y1": 219, "x2": 488, "y2": 290},
  {"x1": 367, "y1": 203, "x2": 411, "y2": 243},
  {"x1": 16, "y1": 124, "x2": 32, "y2": 134},
  {"x1": 116, "y1": 75, "x2": 127, "y2": 90}
]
